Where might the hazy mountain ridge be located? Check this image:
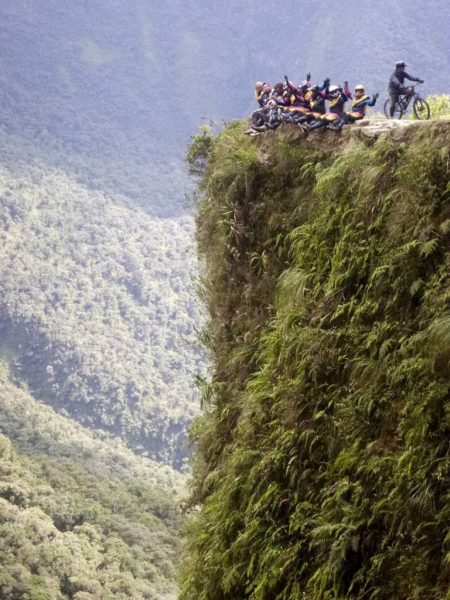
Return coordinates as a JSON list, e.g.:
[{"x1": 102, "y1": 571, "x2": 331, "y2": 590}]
[
  {"x1": 1, "y1": 1, "x2": 448, "y2": 167},
  {"x1": 0, "y1": 4, "x2": 186, "y2": 218}
]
